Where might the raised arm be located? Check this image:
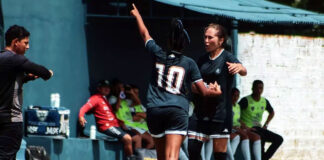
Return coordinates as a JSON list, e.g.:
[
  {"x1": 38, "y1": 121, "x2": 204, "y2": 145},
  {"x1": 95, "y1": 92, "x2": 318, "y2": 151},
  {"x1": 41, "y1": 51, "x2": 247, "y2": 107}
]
[{"x1": 130, "y1": 3, "x2": 151, "y2": 43}]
